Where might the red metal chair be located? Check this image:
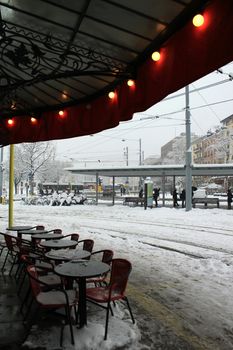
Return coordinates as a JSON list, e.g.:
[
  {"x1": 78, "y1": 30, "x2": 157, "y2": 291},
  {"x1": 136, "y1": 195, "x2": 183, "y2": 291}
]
[
  {"x1": 62, "y1": 233, "x2": 79, "y2": 241},
  {"x1": 78, "y1": 239, "x2": 94, "y2": 254},
  {"x1": 32, "y1": 225, "x2": 46, "y2": 247},
  {"x1": 18, "y1": 254, "x2": 63, "y2": 313},
  {"x1": 0, "y1": 232, "x2": 8, "y2": 257},
  {"x1": 87, "y1": 249, "x2": 114, "y2": 286},
  {"x1": 86, "y1": 258, "x2": 135, "y2": 340},
  {"x1": 25, "y1": 265, "x2": 78, "y2": 346},
  {"x1": 1, "y1": 233, "x2": 31, "y2": 274},
  {"x1": 47, "y1": 228, "x2": 62, "y2": 234},
  {"x1": 36, "y1": 225, "x2": 45, "y2": 230}
]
